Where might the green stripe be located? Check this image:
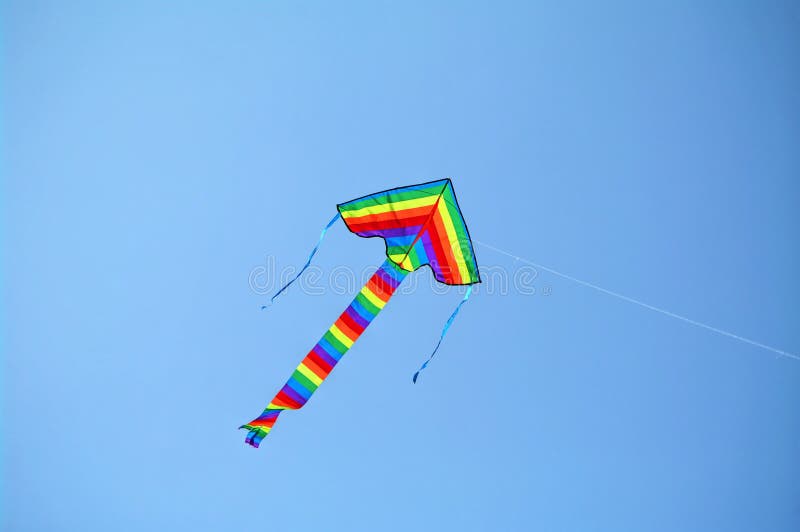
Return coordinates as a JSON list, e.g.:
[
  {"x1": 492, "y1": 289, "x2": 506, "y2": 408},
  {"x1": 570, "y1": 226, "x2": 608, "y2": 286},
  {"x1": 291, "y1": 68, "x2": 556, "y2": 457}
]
[
  {"x1": 407, "y1": 243, "x2": 422, "y2": 270},
  {"x1": 386, "y1": 244, "x2": 407, "y2": 256},
  {"x1": 338, "y1": 184, "x2": 444, "y2": 212},
  {"x1": 355, "y1": 292, "x2": 380, "y2": 315},
  {"x1": 323, "y1": 330, "x2": 349, "y2": 354},
  {"x1": 291, "y1": 369, "x2": 319, "y2": 393},
  {"x1": 441, "y1": 187, "x2": 479, "y2": 282}
]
